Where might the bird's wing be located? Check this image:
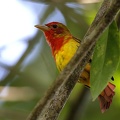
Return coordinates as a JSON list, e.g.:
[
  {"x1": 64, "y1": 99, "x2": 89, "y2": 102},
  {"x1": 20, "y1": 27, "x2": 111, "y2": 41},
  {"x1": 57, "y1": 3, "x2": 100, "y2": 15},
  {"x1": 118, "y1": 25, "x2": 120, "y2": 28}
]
[{"x1": 72, "y1": 36, "x2": 81, "y2": 43}]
